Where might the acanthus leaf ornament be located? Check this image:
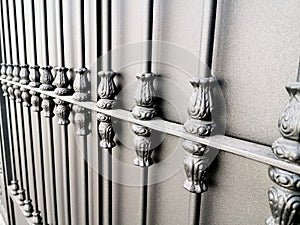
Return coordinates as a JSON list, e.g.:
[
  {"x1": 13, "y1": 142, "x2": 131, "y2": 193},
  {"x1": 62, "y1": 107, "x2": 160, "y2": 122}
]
[
  {"x1": 54, "y1": 99, "x2": 70, "y2": 125},
  {"x1": 53, "y1": 67, "x2": 71, "y2": 125},
  {"x1": 6, "y1": 65, "x2": 14, "y2": 100},
  {"x1": 182, "y1": 76, "x2": 216, "y2": 194},
  {"x1": 20, "y1": 65, "x2": 31, "y2": 108},
  {"x1": 13, "y1": 65, "x2": 22, "y2": 103},
  {"x1": 0, "y1": 63, "x2": 7, "y2": 79},
  {"x1": 73, "y1": 67, "x2": 89, "y2": 135},
  {"x1": 132, "y1": 73, "x2": 157, "y2": 120},
  {"x1": 131, "y1": 72, "x2": 157, "y2": 168},
  {"x1": 29, "y1": 65, "x2": 41, "y2": 112},
  {"x1": 53, "y1": 67, "x2": 72, "y2": 96},
  {"x1": 6, "y1": 64, "x2": 13, "y2": 81},
  {"x1": 40, "y1": 66, "x2": 55, "y2": 118},
  {"x1": 40, "y1": 65, "x2": 54, "y2": 91},
  {"x1": 97, "y1": 70, "x2": 117, "y2": 109},
  {"x1": 1, "y1": 64, "x2": 8, "y2": 96},
  {"x1": 268, "y1": 76, "x2": 300, "y2": 225},
  {"x1": 132, "y1": 124, "x2": 152, "y2": 167},
  {"x1": 184, "y1": 77, "x2": 215, "y2": 136},
  {"x1": 73, "y1": 67, "x2": 89, "y2": 101},
  {"x1": 97, "y1": 113, "x2": 115, "y2": 148}
]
